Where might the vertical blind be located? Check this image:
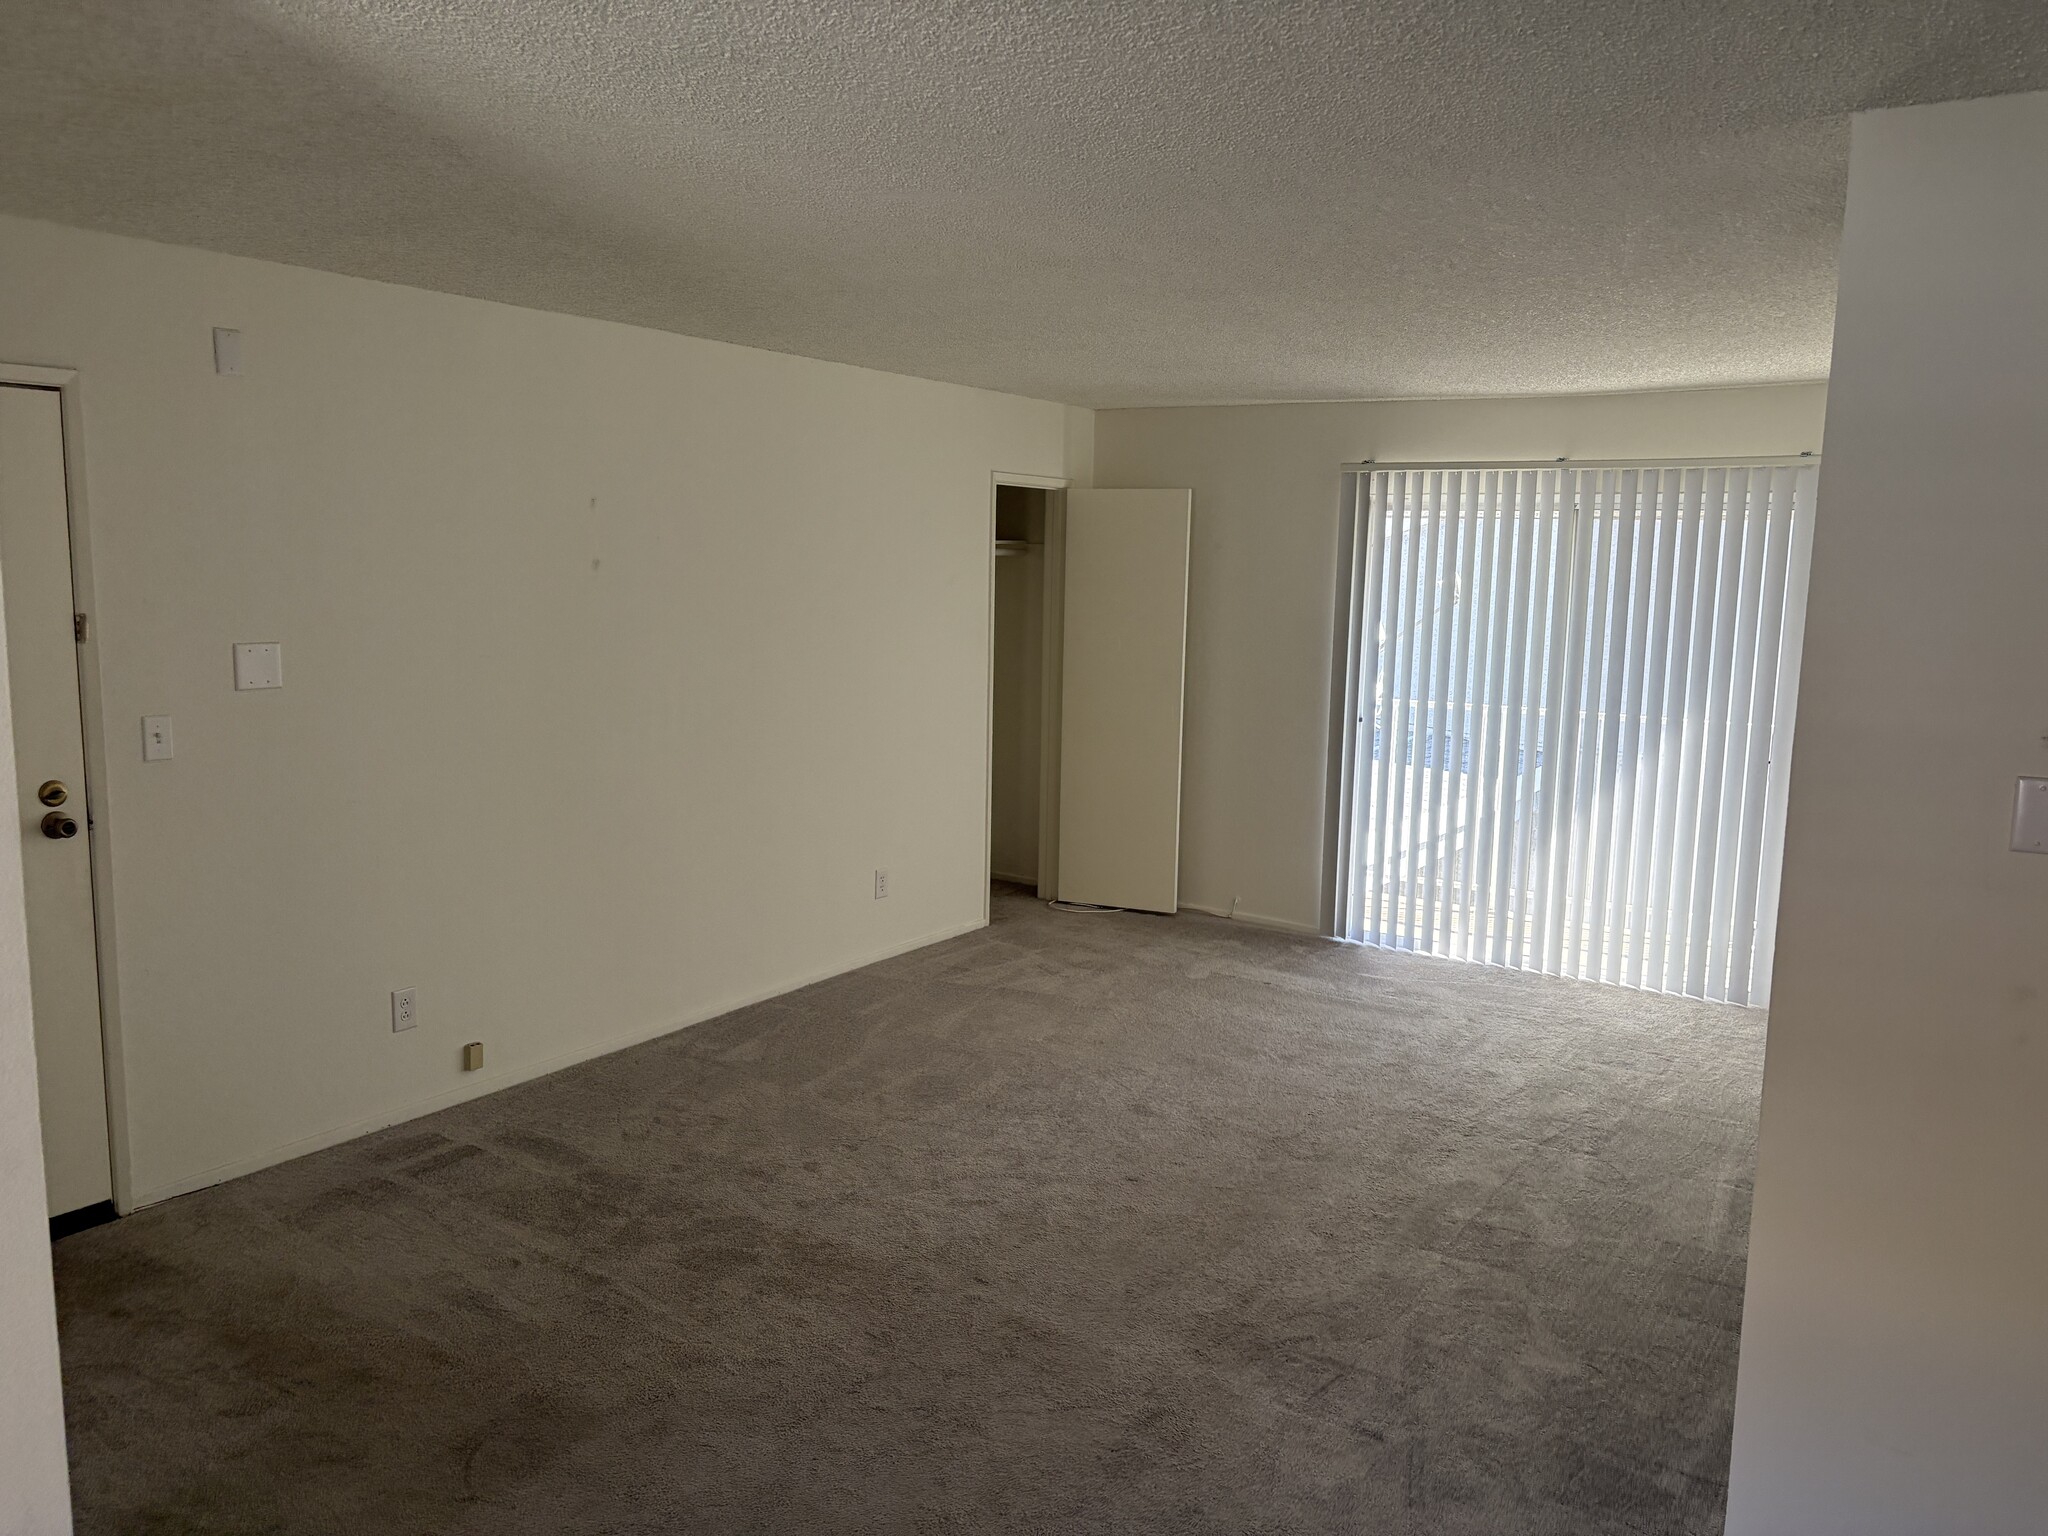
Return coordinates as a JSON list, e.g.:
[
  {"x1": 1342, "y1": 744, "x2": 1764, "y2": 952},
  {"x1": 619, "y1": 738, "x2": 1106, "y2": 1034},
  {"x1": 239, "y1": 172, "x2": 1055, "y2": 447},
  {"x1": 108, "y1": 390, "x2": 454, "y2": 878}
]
[{"x1": 1330, "y1": 463, "x2": 1817, "y2": 1005}]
